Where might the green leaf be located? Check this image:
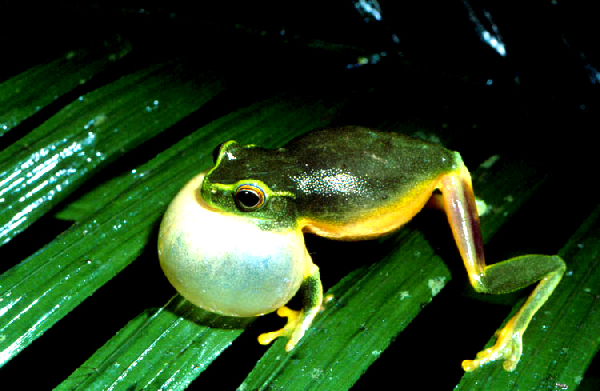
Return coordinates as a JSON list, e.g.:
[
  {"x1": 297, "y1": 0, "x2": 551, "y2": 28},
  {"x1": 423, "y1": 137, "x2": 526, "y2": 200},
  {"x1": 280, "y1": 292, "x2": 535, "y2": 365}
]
[
  {"x1": 0, "y1": 36, "x2": 132, "y2": 137},
  {"x1": 0, "y1": 58, "x2": 223, "y2": 246},
  {"x1": 55, "y1": 295, "x2": 253, "y2": 391}
]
